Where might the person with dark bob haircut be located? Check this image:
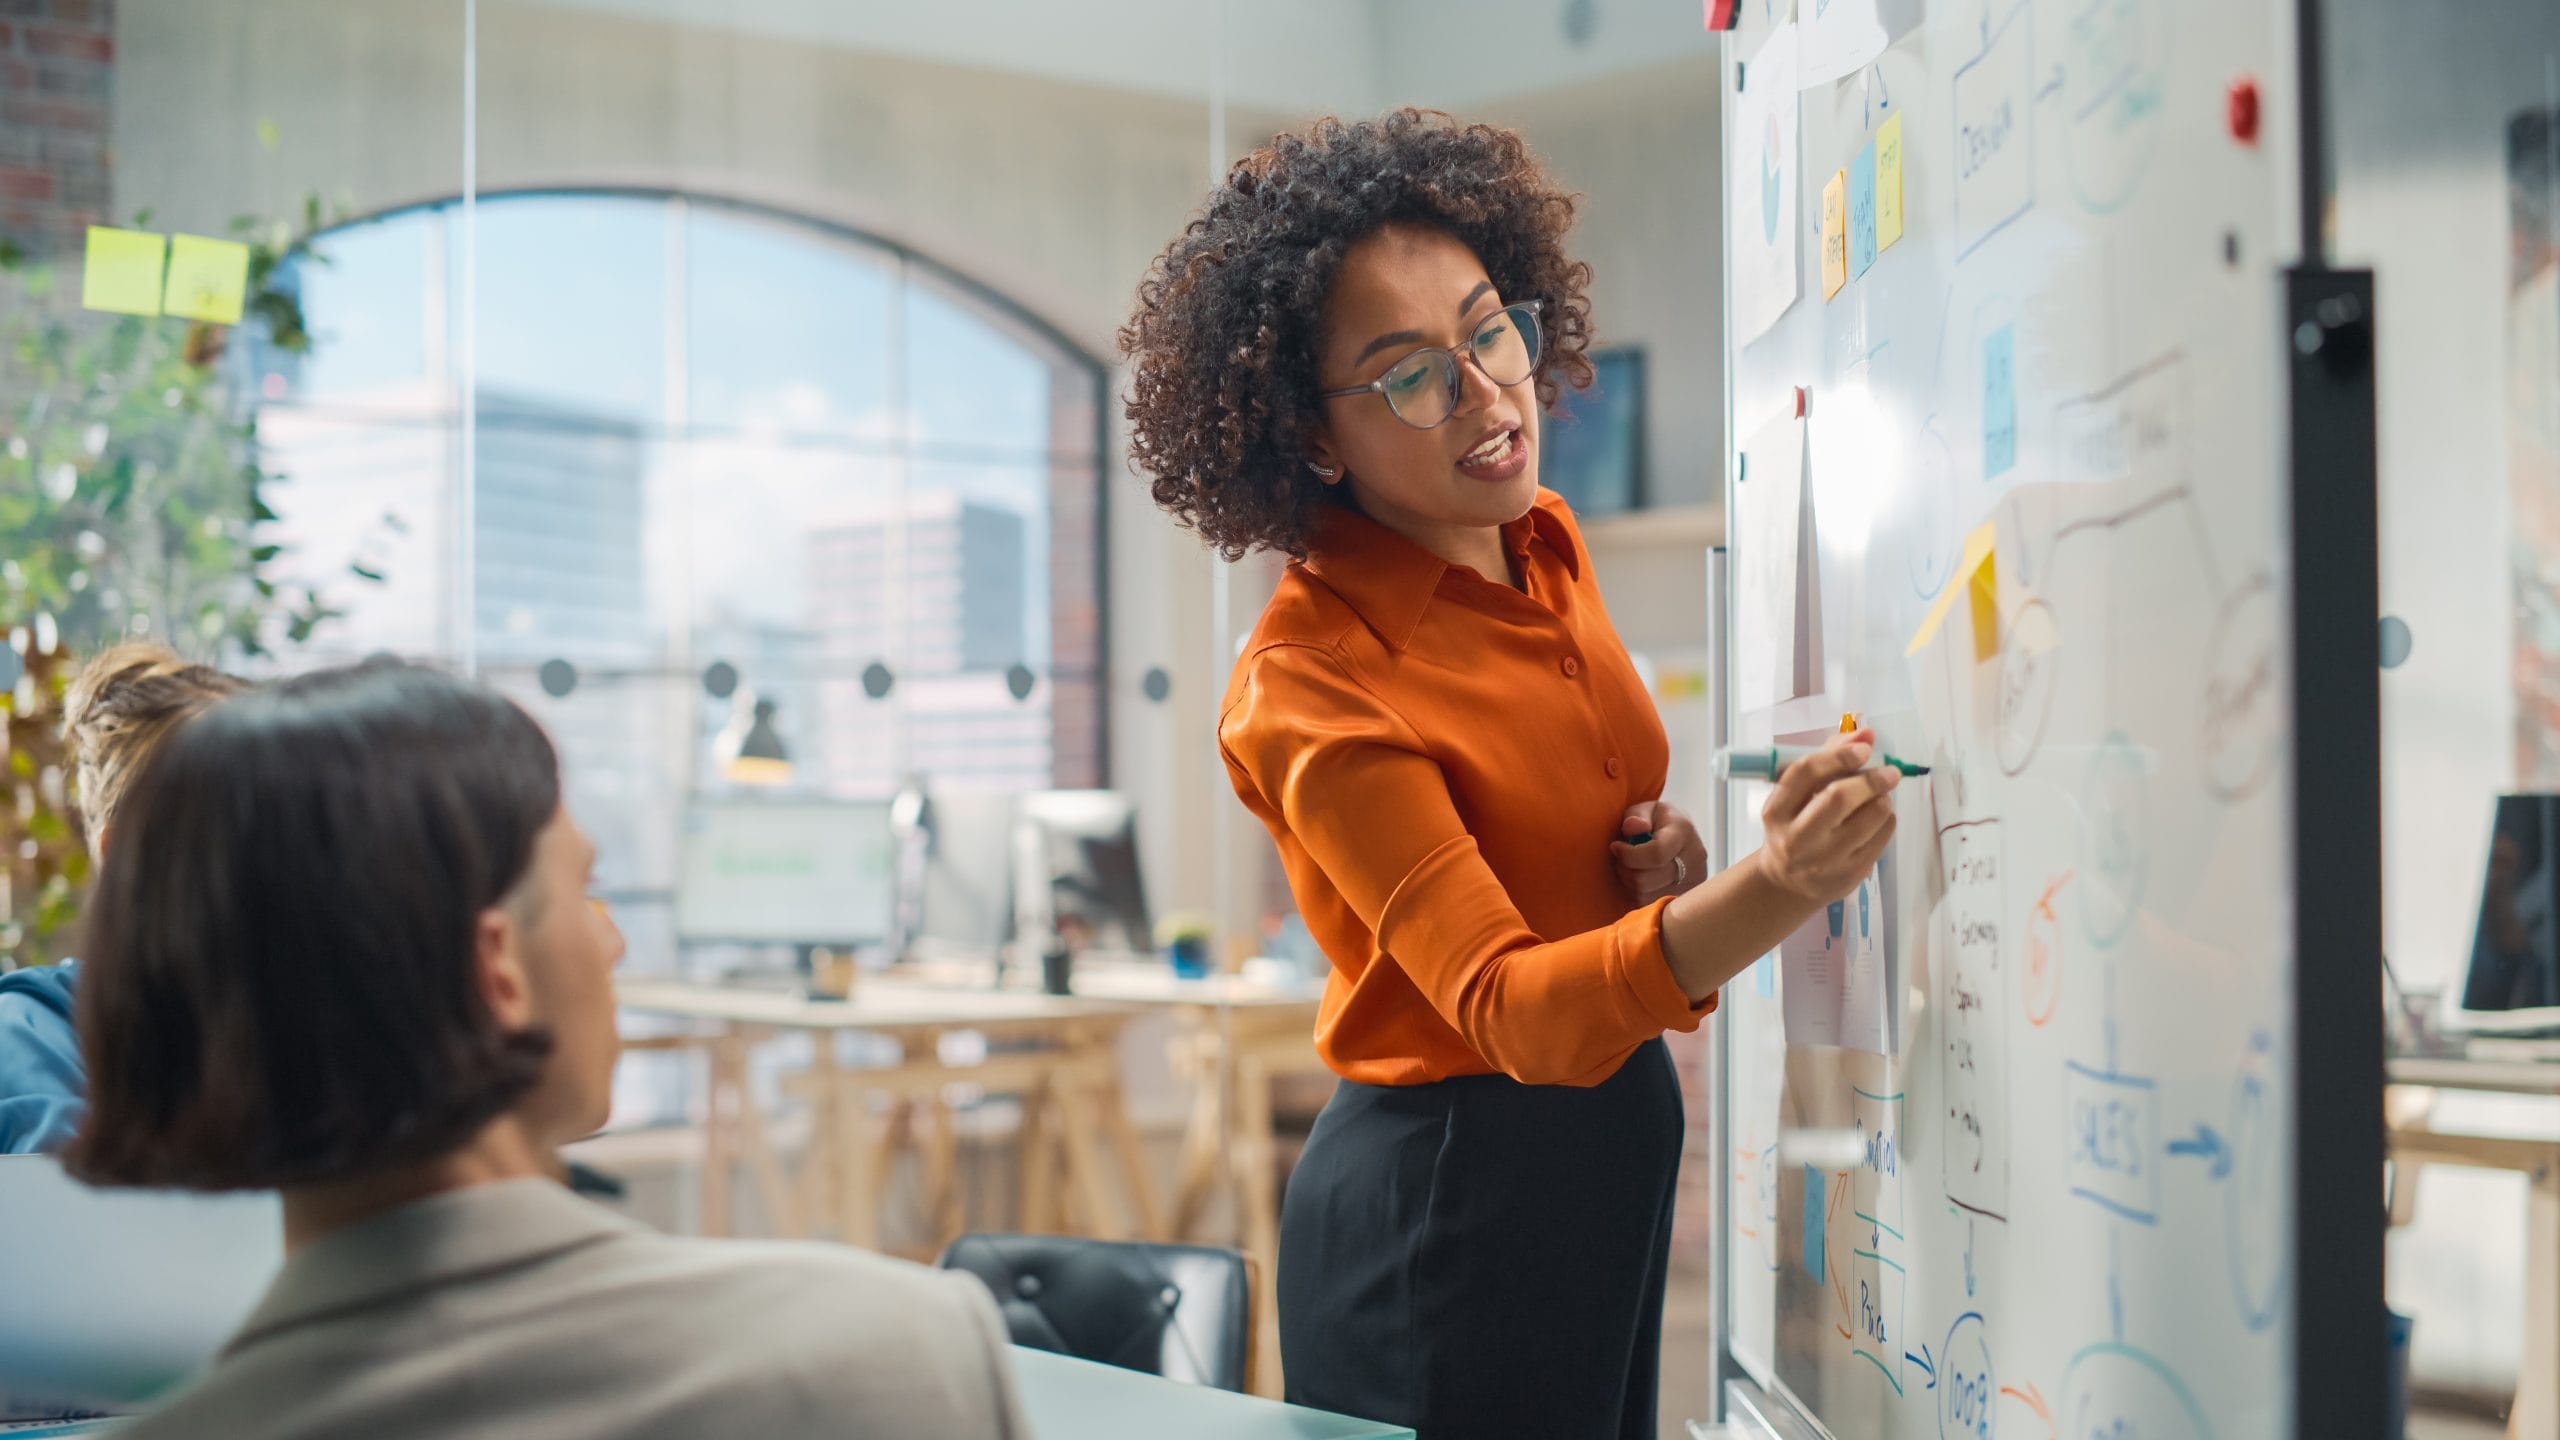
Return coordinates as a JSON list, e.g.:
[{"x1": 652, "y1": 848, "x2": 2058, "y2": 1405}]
[
  {"x1": 1124, "y1": 109, "x2": 1898, "y2": 1435},
  {"x1": 66, "y1": 659, "x2": 1026, "y2": 1440}
]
